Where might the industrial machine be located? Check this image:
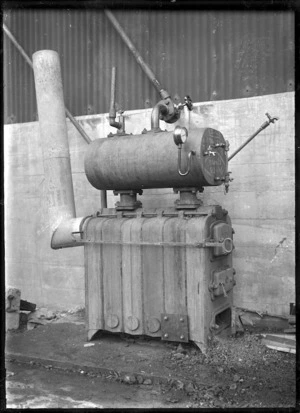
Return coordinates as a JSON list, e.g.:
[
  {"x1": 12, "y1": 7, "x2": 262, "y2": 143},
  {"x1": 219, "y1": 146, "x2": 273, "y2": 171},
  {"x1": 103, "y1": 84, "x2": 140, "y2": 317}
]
[{"x1": 32, "y1": 50, "x2": 278, "y2": 352}]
